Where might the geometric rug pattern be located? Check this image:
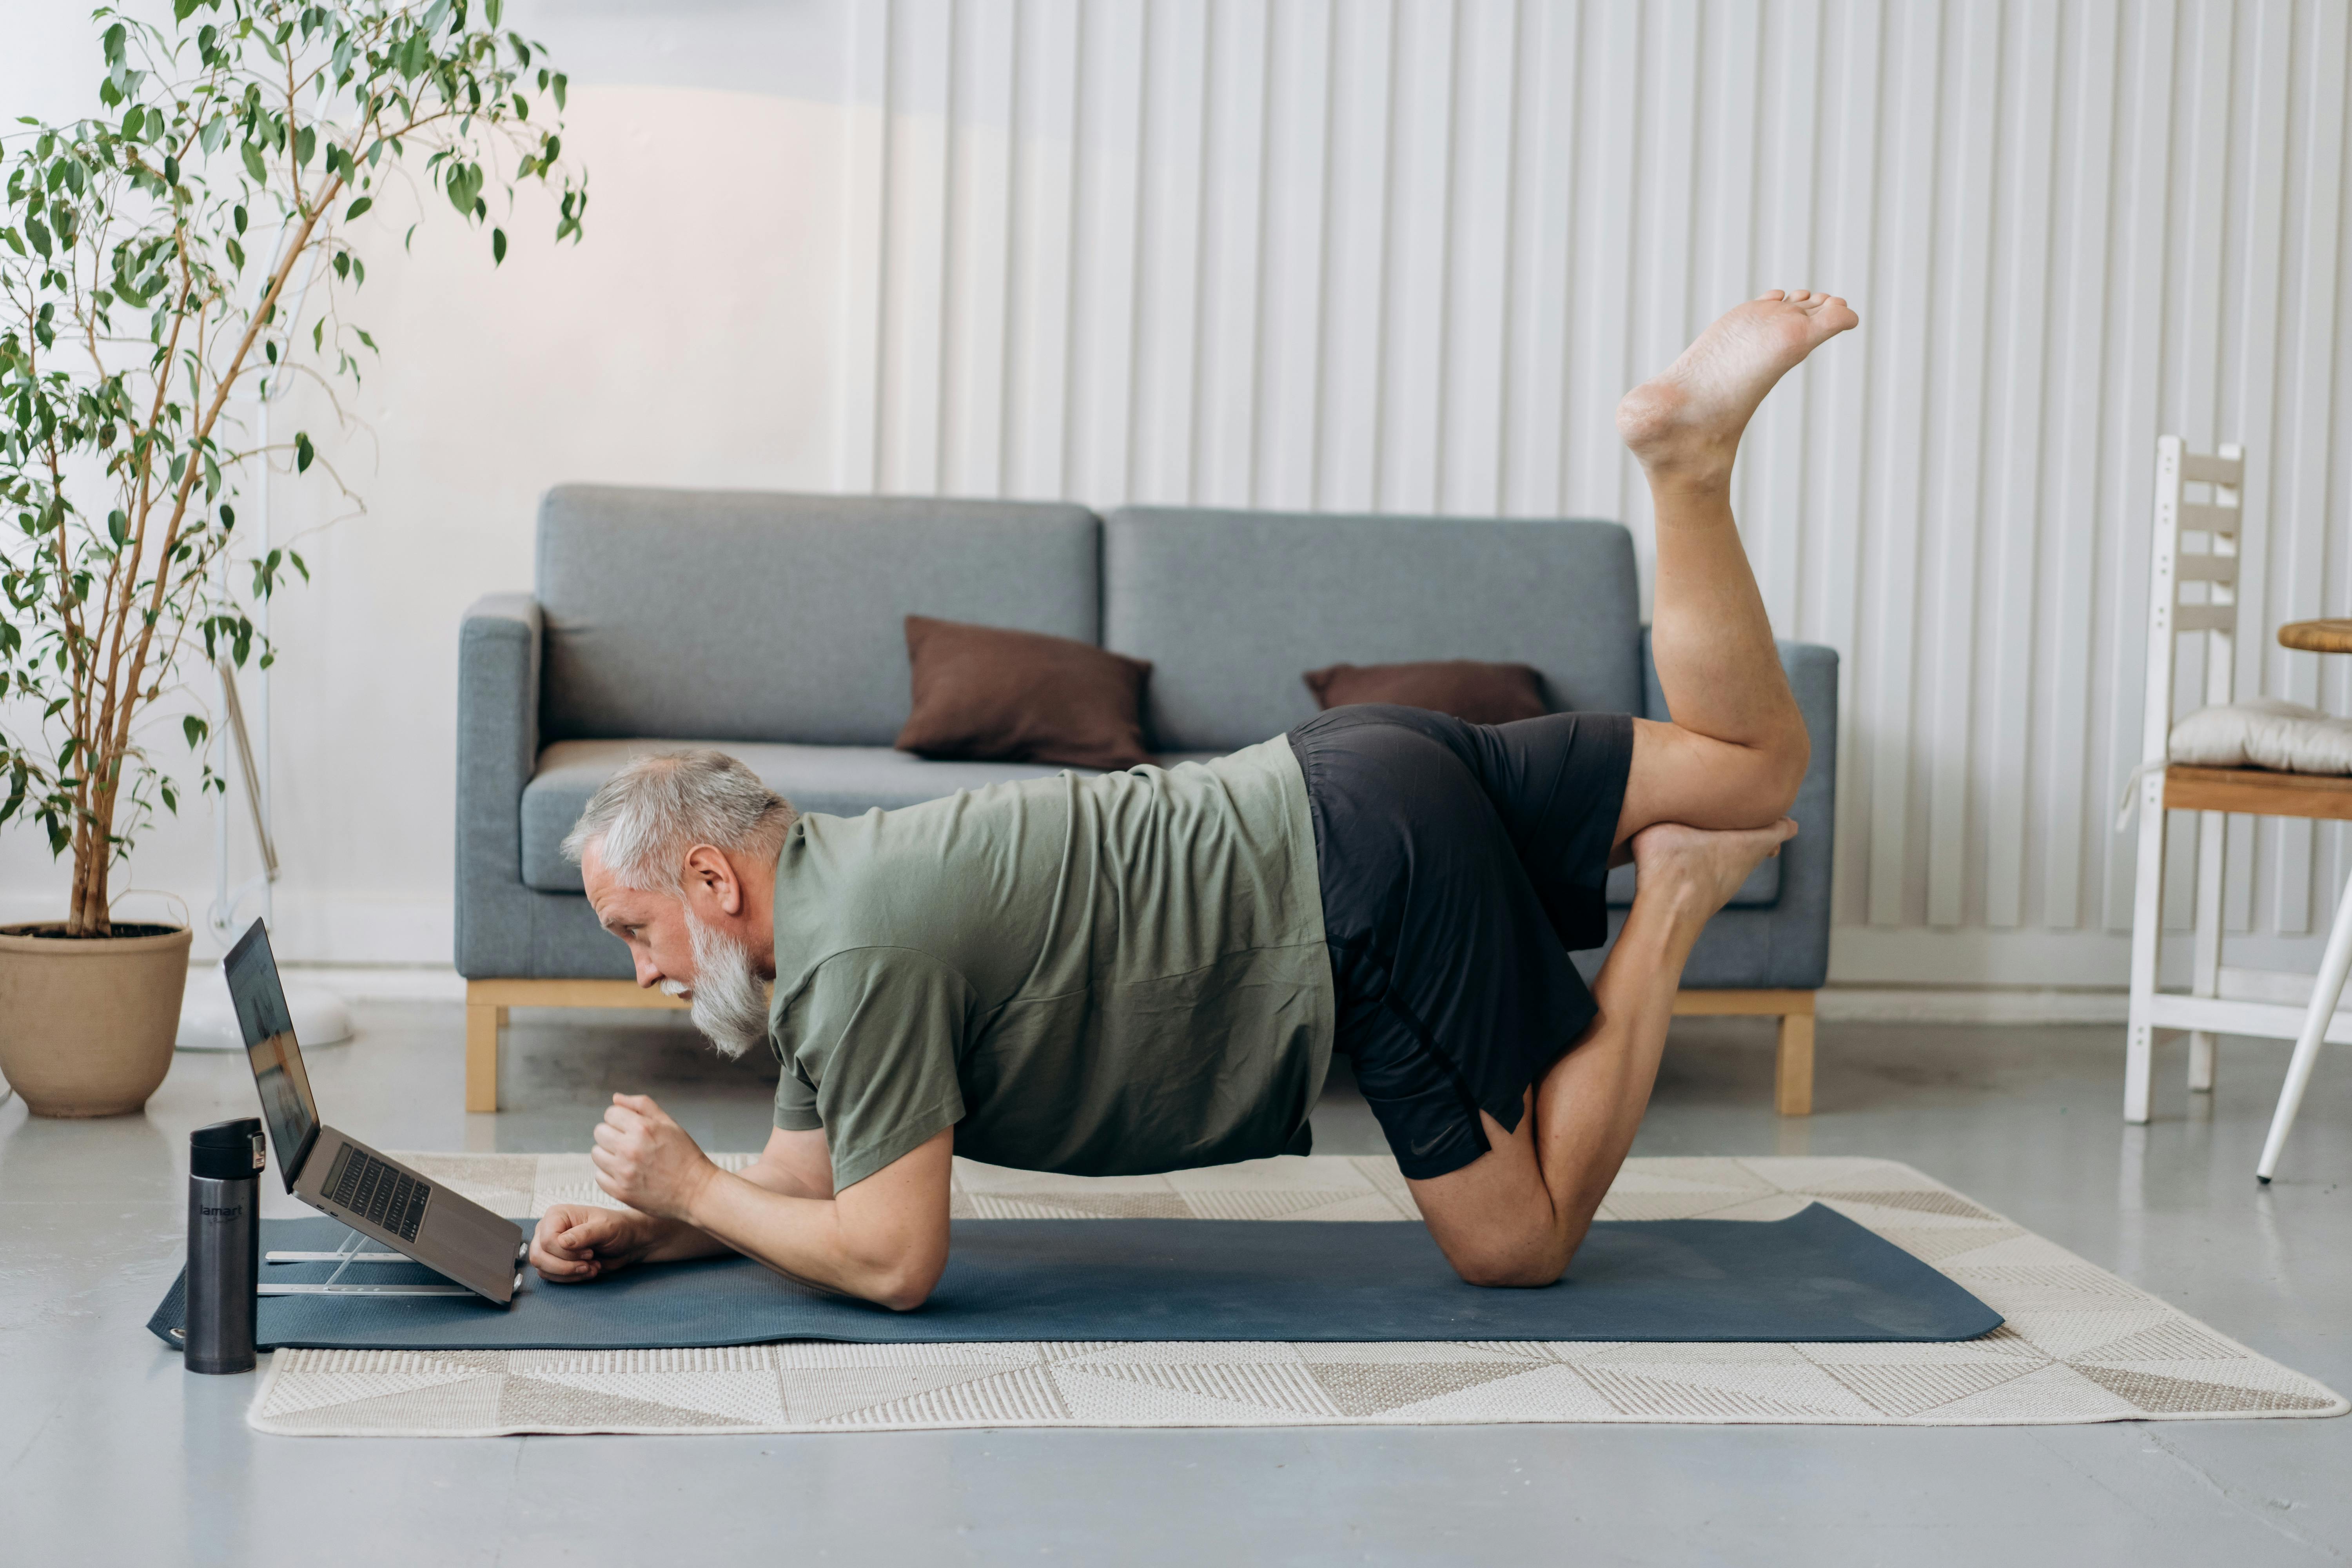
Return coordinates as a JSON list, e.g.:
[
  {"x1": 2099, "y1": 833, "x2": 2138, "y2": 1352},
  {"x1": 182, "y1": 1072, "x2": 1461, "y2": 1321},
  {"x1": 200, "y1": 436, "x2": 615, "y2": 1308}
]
[{"x1": 248, "y1": 1153, "x2": 2347, "y2": 1435}]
